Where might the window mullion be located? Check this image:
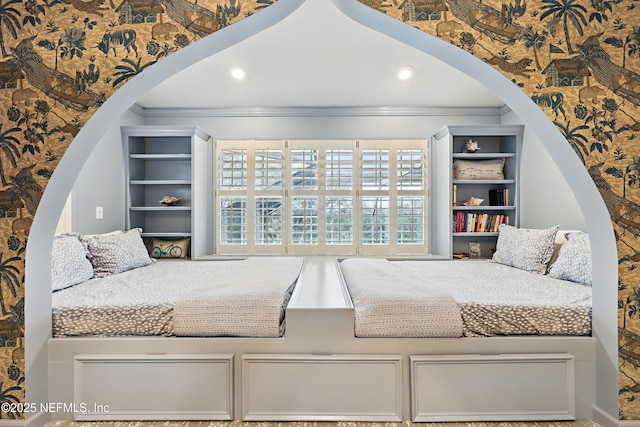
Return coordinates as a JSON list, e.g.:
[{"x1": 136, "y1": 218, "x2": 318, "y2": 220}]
[
  {"x1": 354, "y1": 140, "x2": 362, "y2": 254},
  {"x1": 284, "y1": 141, "x2": 291, "y2": 255},
  {"x1": 246, "y1": 143, "x2": 256, "y2": 254},
  {"x1": 318, "y1": 142, "x2": 327, "y2": 249},
  {"x1": 389, "y1": 146, "x2": 398, "y2": 253}
]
